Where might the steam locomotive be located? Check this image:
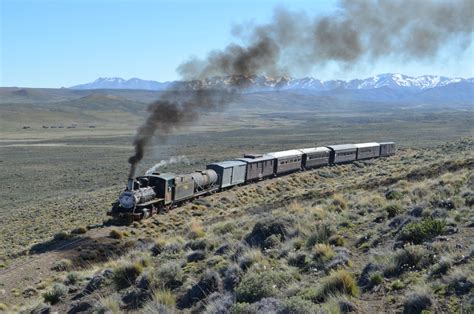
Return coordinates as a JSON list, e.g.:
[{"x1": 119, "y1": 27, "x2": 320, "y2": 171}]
[{"x1": 108, "y1": 142, "x2": 395, "y2": 220}]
